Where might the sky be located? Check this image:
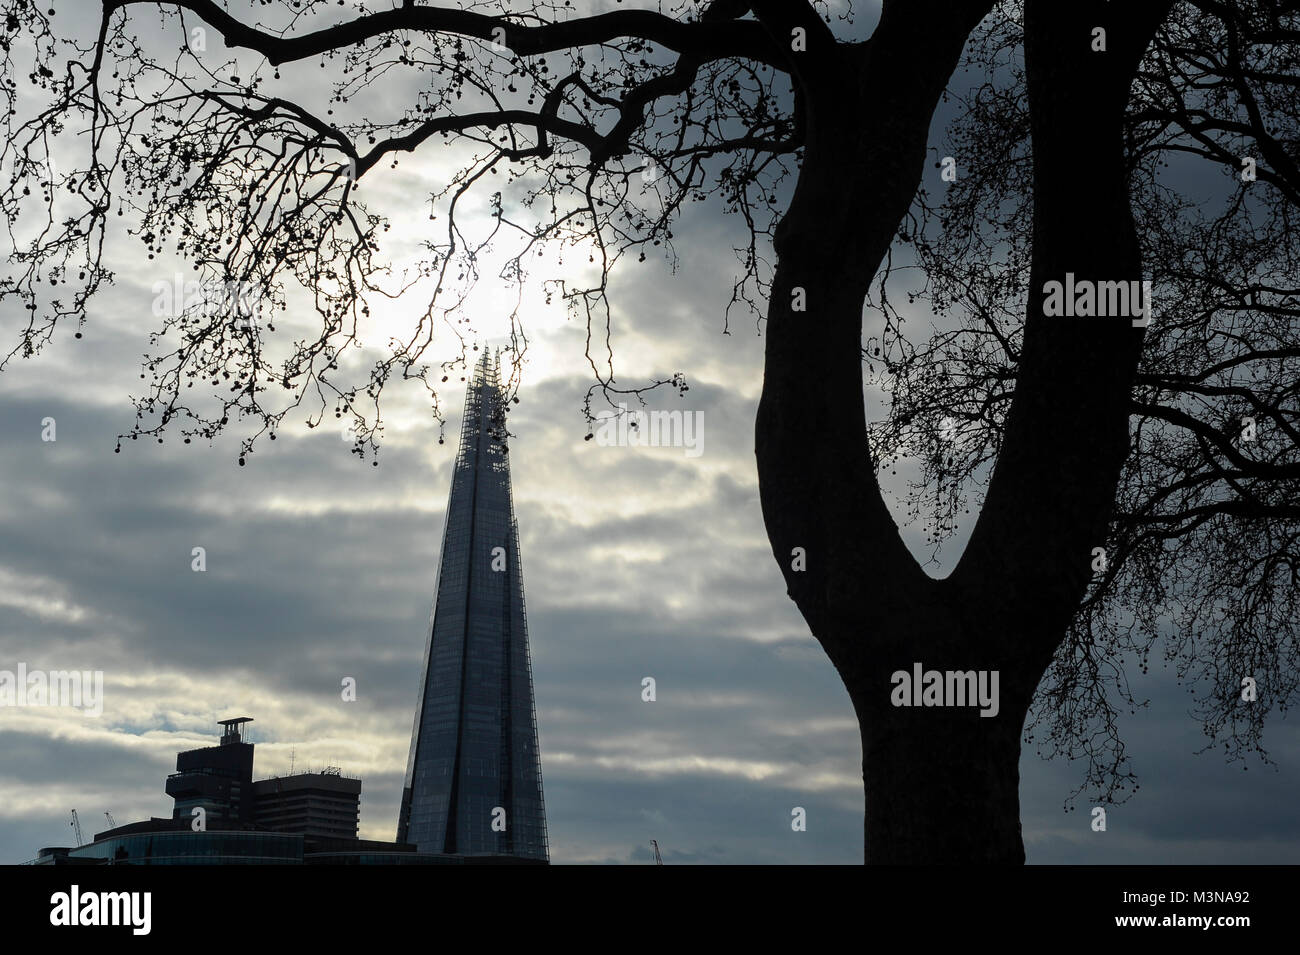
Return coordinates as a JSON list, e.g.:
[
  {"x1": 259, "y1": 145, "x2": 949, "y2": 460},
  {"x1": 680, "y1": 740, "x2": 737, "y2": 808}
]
[{"x1": 1, "y1": 0, "x2": 1297, "y2": 865}]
